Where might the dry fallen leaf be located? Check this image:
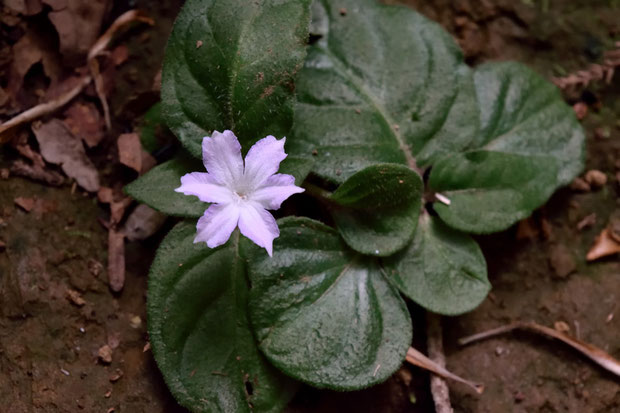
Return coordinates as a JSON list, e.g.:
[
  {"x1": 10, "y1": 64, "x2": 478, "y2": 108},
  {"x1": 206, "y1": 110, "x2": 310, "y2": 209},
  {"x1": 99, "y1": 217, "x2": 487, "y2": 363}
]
[
  {"x1": 44, "y1": 0, "x2": 111, "y2": 64},
  {"x1": 586, "y1": 228, "x2": 620, "y2": 261},
  {"x1": 14, "y1": 196, "x2": 35, "y2": 212},
  {"x1": 406, "y1": 347, "x2": 484, "y2": 394},
  {"x1": 32, "y1": 119, "x2": 100, "y2": 192},
  {"x1": 123, "y1": 204, "x2": 167, "y2": 241},
  {"x1": 117, "y1": 133, "x2": 143, "y2": 173},
  {"x1": 108, "y1": 229, "x2": 125, "y2": 292},
  {"x1": 4, "y1": 0, "x2": 43, "y2": 15},
  {"x1": 8, "y1": 26, "x2": 61, "y2": 98},
  {"x1": 98, "y1": 344, "x2": 113, "y2": 364},
  {"x1": 63, "y1": 101, "x2": 105, "y2": 147}
]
